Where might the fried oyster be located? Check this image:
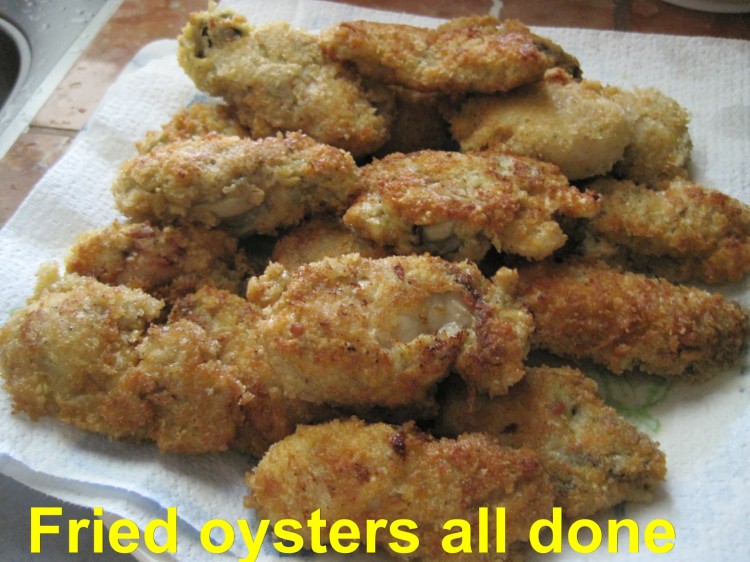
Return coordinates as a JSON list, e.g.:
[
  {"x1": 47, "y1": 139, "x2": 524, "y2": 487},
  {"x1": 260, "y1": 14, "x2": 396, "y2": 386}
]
[
  {"x1": 0, "y1": 273, "x2": 248, "y2": 454},
  {"x1": 112, "y1": 132, "x2": 360, "y2": 236},
  {"x1": 271, "y1": 215, "x2": 389, "y2": 271},
  {"x1": 436, "y1": 366, "x2": 667, "y2": 518},
  {"x1": 245, "y1": 254, "x2": 533, "y2": 408},
  {"x1": 343, "y1": 149, "x2": 599, "y2": 262},
  {"x1": 449, "y1": 68, "x2": 631, "y2": 180},
  {"x1": 516, "y1": 259, "x2": 748, "y2": 379},
  {"x1": 135, "y1": 102, "x2": 250, "y2": 154},
  {"x1": 65, "y1": 221, "x2": 253, "y2": 304},
  {"x1": 247, "y1": 417, "x2": 553, "y2": 561},
  {"x1": 576, "y1": 176, "x2": 750, "y2": 285},
  {"x1": 168, "y1": 286, "x2": 338, "y2": 458},
  {"x1": 319, "y1": 15, "x2": 573, "y2": 95},
  {"x1": 177, "y1": 6, "x2": 393, "y2": 157}
]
